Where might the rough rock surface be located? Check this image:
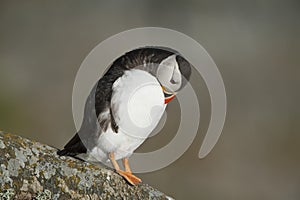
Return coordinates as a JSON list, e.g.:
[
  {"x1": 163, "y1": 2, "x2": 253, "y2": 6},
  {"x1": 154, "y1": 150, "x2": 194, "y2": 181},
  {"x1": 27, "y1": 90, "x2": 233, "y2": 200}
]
[{"x1": 0, "y1": 131, "x2": 169, "y2": 200}]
